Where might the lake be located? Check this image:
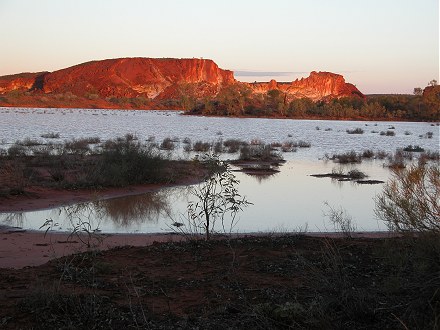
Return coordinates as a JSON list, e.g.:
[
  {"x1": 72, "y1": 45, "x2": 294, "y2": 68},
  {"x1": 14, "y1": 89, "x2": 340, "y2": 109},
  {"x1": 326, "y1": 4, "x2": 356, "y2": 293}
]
[{"x1": 0, "y1": 107, "x2": 438, "y2": 234}]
